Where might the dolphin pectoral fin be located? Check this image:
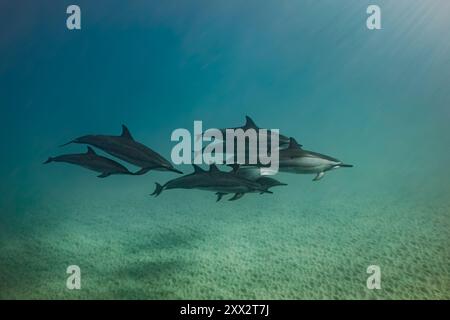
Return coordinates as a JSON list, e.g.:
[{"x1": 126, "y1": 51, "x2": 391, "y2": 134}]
[
  {"x1": 216, "y1": 192, "x2": 226, "y2": 202},
  {"x1": 229, "y1": 193, "x2": 244, "y2": 201},
  {"x1": 313, "y1": 172, "x2": 325, "y2": 181},
  {"x1": 98, "y1": 172, "x2": 111, "y2": 178}
]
